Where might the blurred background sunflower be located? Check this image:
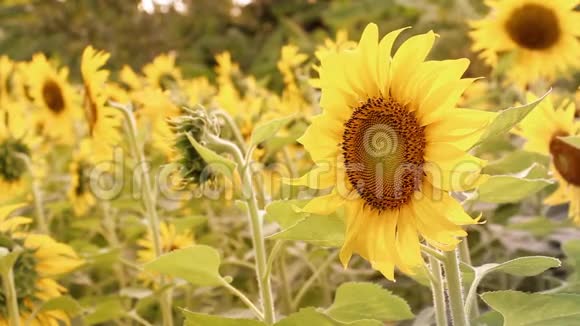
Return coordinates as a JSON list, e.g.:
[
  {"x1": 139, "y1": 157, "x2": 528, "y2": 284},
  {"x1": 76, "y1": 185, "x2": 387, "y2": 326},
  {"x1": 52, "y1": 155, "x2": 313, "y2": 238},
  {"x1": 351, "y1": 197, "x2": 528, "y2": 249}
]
[{"x1": 0, "y1": 203, "x2": 84, "y2": 325}]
